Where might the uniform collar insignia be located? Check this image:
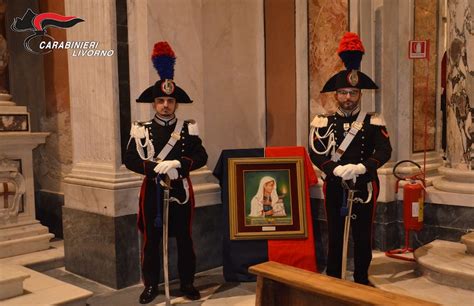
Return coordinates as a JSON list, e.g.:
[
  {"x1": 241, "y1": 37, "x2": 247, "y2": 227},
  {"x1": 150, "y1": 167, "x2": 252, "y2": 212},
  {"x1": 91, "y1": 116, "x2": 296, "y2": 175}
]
[
  {"x1": 154, "y1": 114, "x2": 177, "y2": 126},
  {"x1": 336, "y1": 104, "x2": 361, "y2": 117}
]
